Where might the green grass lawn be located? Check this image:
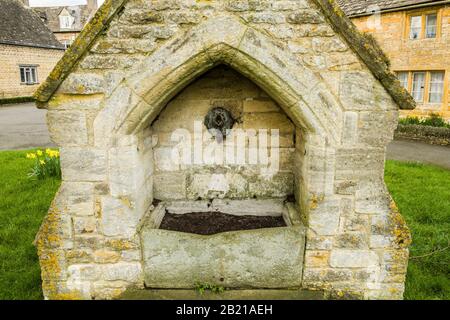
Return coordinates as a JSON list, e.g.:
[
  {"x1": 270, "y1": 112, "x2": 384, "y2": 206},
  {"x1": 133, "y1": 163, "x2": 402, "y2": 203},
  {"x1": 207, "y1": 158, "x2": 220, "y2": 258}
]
[
  {"x1": 0, "y1": 150, "x2": 448, "y2": 299},
  {"x1": 385, "y1": 160, "x2": 450, "y2": 300},
  {"x1": 0, "y1": 150, "x2": 60, "y2": 300}
]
